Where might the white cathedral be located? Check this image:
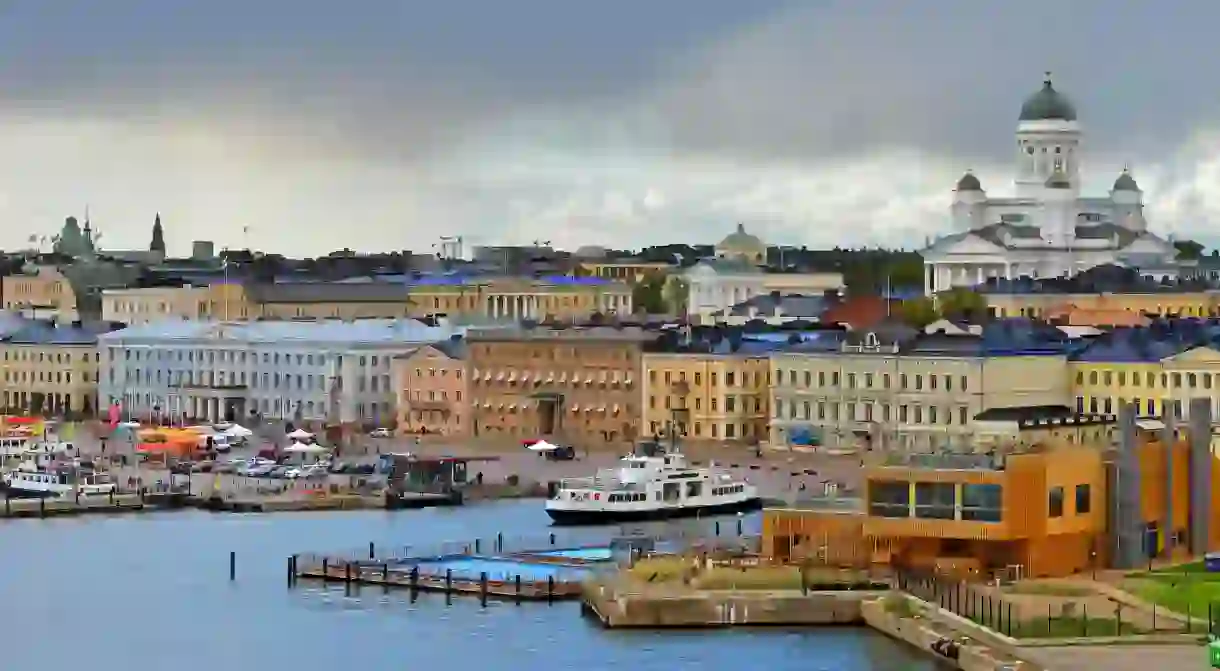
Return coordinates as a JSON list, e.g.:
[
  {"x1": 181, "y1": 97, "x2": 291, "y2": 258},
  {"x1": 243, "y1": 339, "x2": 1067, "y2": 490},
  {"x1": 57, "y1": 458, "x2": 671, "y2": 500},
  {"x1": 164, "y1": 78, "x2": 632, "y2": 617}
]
[{"x1": 921, "y1": 74, "x2": 1180, "y2": 296}]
